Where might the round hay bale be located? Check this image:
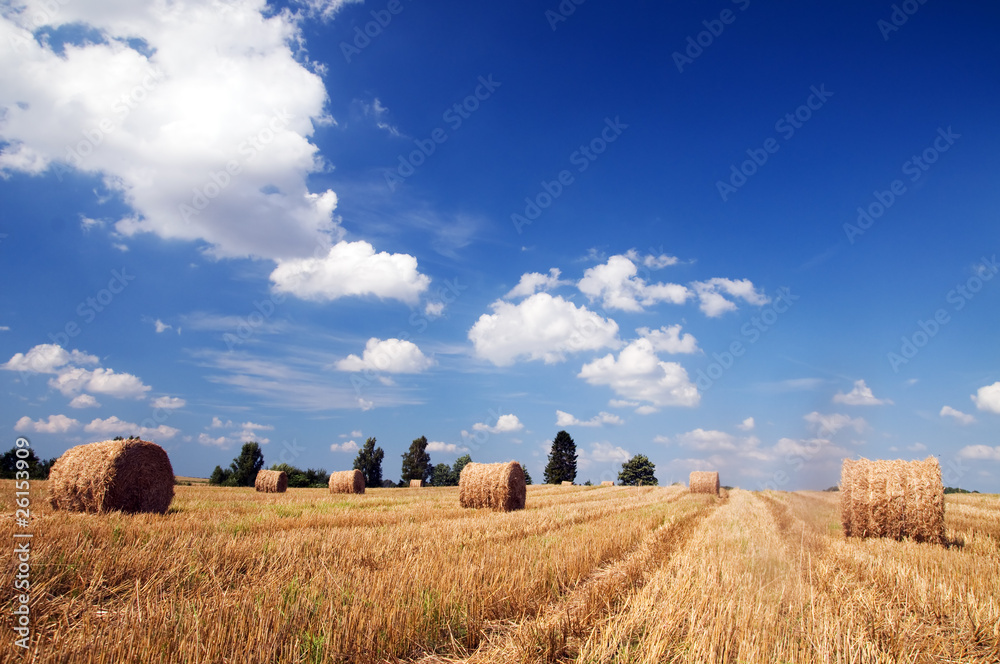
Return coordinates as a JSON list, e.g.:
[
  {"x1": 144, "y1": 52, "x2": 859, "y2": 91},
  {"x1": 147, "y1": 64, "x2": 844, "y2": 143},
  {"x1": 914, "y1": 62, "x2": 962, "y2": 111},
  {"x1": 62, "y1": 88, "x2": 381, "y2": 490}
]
[
  {"x1": 600, "y1": 480, "x2": 614, "y2": 487},
  {"x1": 255, "y1": 469, "x2": 287, "y2": 493},
  {"x1": 48, "y1": 439, "x2": 174, "y2": 514},
  {"x1": 839, "y1": 456, "x2": 944, "y2": 544},
  {"x1": 409, "y1": 479, "x2": 424, "y2": 488},
  {"x1": 459, "y1": 461, "x2": 526, "y2": 511},
  {"x1": 560, "y1": 480, "x2": 573, "y2": 486},
  {"x1": 328, "y1": 469, "x2": 365, "y2": 494},
  {"x1": 689, "y1": 471, "x2": 719, "y2": 495}
]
